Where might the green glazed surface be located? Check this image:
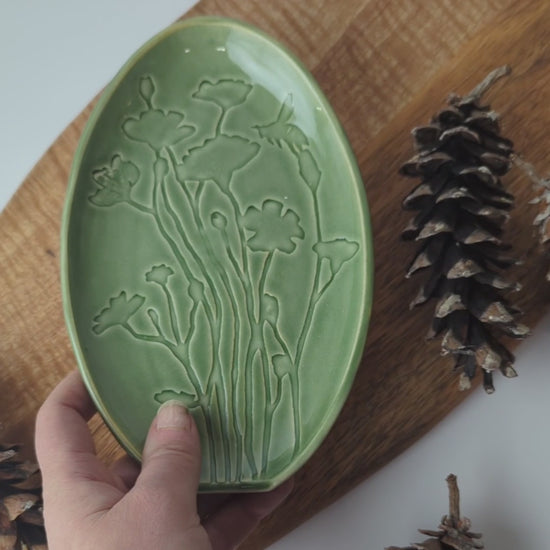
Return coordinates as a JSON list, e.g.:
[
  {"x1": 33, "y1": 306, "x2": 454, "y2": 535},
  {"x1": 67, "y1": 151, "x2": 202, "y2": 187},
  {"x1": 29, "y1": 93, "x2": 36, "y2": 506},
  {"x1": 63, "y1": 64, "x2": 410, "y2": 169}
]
[{"x1": 62, "y1": 16, "x2": 373, "y2": 491}]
